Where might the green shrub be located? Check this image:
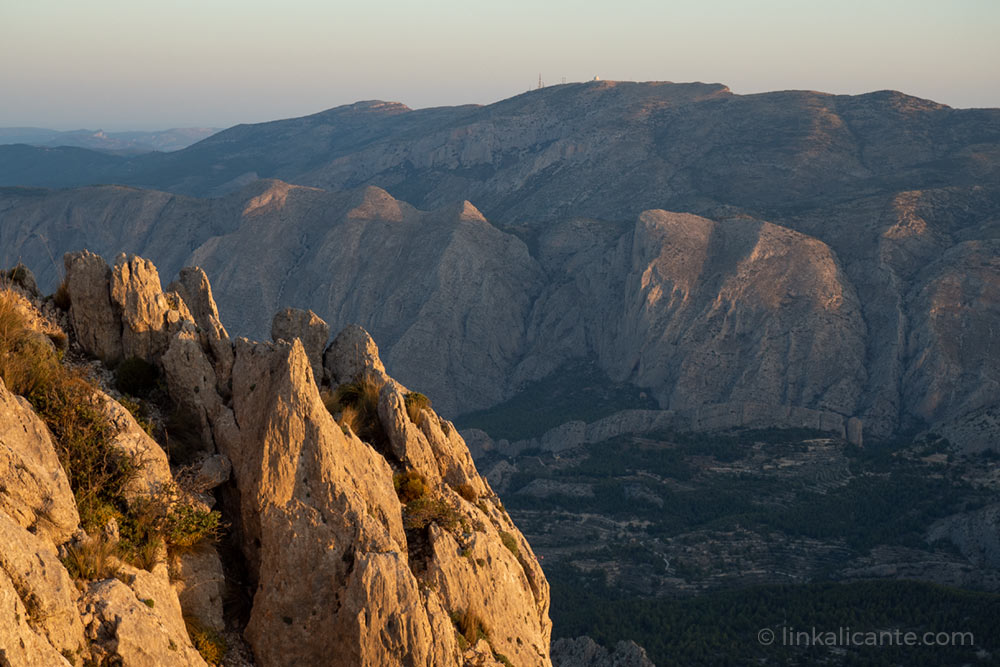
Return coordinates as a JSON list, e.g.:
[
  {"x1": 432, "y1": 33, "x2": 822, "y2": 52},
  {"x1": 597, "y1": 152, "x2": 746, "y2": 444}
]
[
  {"x1": 185, "y1": 615, "x2": 227, "y2": 664},
  {"x1": 163, "y1": 502, "x2": 222, "y2": 549},
  {"x1": 499, "y1": 531, "x2": 519, "y2": 557},
  {"x1": 114, "y1": 357, "x2": 159, "y2": 398},
  {"x1": 393, "y1": 470, "x2": 428, "y2": 503},
  {"x1": 404, "y1": 392, "x2": 432, "y2": 426},
  {"x1": 403, "y1": 496, "x2": 461, "y2": 532}
]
